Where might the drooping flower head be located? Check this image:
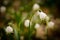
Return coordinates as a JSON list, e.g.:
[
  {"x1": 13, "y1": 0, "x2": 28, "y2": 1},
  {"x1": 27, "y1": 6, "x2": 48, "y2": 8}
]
[
  {"x1": 37, "y1": 11, "x2": 50, "y2": 21},
  {"x1": 47, "y1": 21, "x2": 55, "y2": 28},
  {"x1": 5, "y1": 26, "x2": 13, "y2": 33},
  {"x1": 35, "y1": 23, "x2": 40, "y2": 29},
  {"x1": 32, "y1": 3, "x2": 40, "y2": 11},
  {"x1": 1, "y1": 6, "x2": 6, "y2": 13},
  {"x1": 24, "y1": 19, "x2": 30, "y2": 27}
]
